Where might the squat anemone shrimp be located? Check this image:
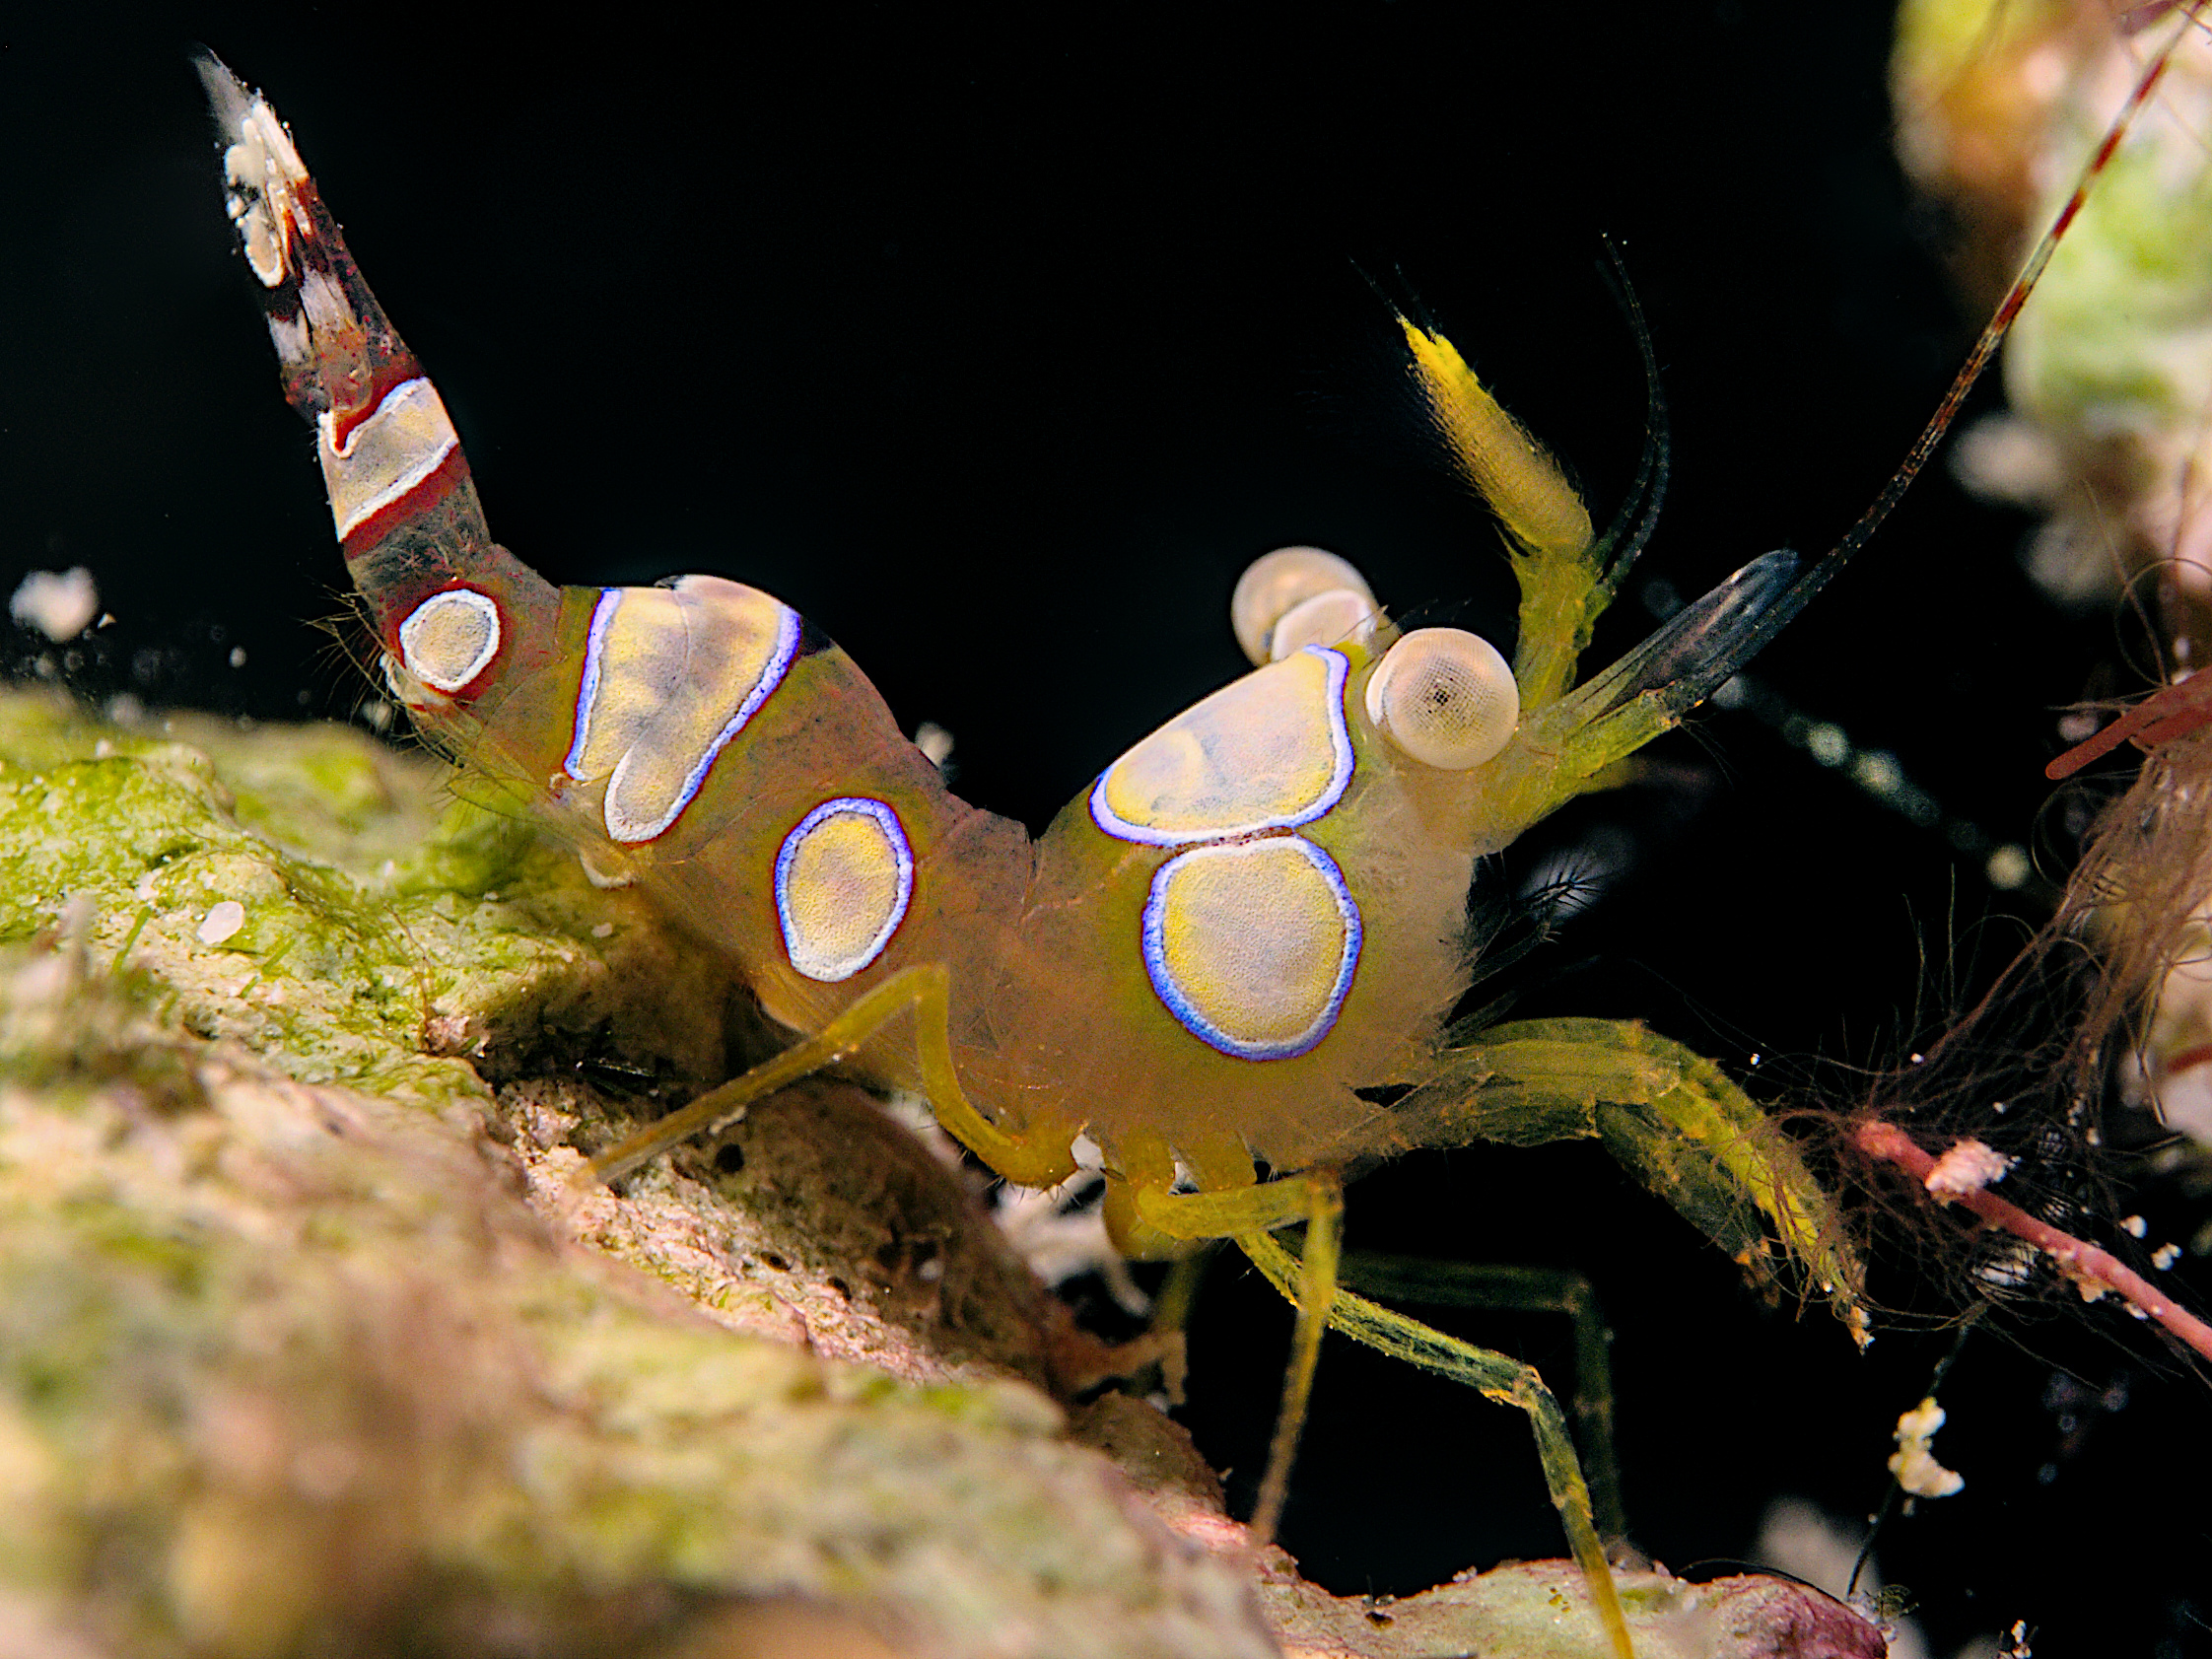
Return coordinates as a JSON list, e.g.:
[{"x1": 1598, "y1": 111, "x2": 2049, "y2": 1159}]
[{"x1": 163, "y1": 11, "x2": 2203, "y2": 1657}]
